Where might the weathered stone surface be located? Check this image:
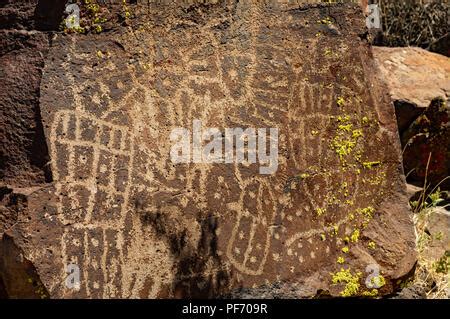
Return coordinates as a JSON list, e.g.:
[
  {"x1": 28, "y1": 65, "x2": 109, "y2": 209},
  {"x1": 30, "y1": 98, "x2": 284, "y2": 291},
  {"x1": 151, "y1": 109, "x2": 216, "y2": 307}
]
[
  {"x1": 1, "y1": 2, "x2": 416, "y2": 298},
  {"x1": 406, "y1": 183, "x2": 423, "y2": 202},
  {"x1": 373, "y1": 47, "x2": 450, "y2": 133},
  {"x1": 0, "y1": 30, "x2": 52, "y2": 187},
  {"x1": 421, "y1": 207, "x2": 450, "y2": 262},
  {"x1": 0, "y1": 0, "x2": 39, "y2": 30},
  {"x1": 401, "y1": 98, "x2": 450, "y2": 189},
  {"x1": 0, "y1": 0, "x2": 66, "y2": 31},
  {"x1": 374, "y1": 47, "x2": 450, "y2": 189}
]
